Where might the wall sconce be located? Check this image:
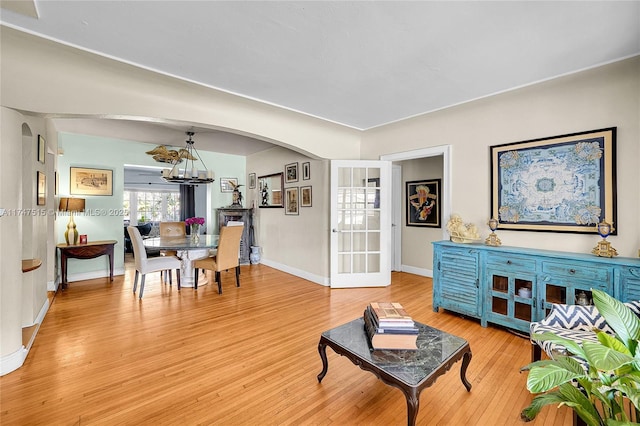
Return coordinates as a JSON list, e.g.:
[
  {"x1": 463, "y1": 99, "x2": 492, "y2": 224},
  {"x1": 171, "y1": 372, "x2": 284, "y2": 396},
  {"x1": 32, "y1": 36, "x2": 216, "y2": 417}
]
[{"x1": 58, "y1": 197, "x2": 85, "y2": 245}]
